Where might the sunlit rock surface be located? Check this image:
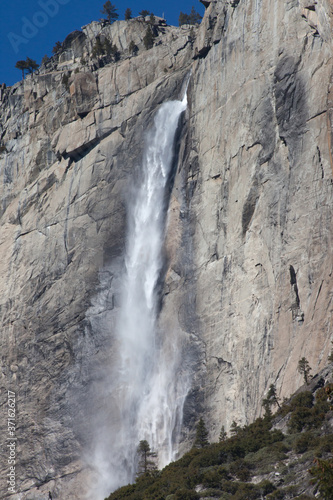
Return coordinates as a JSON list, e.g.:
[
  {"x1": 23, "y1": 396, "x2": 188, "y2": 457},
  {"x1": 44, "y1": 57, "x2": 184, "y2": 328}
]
[{"x1": 0, "y1": 1, "x2": 333, "y2": 497}]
